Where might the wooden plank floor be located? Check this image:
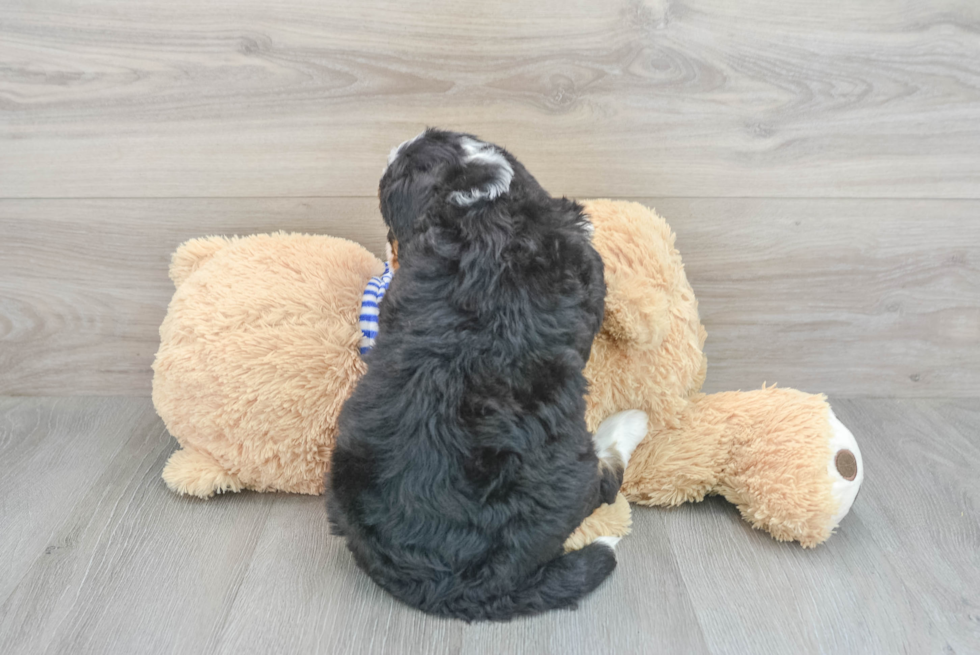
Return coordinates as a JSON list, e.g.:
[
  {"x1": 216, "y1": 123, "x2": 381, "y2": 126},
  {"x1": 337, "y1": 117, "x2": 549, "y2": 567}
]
[{"x1": 1, "y1": 397, "x2": 977, "y2": 654}]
